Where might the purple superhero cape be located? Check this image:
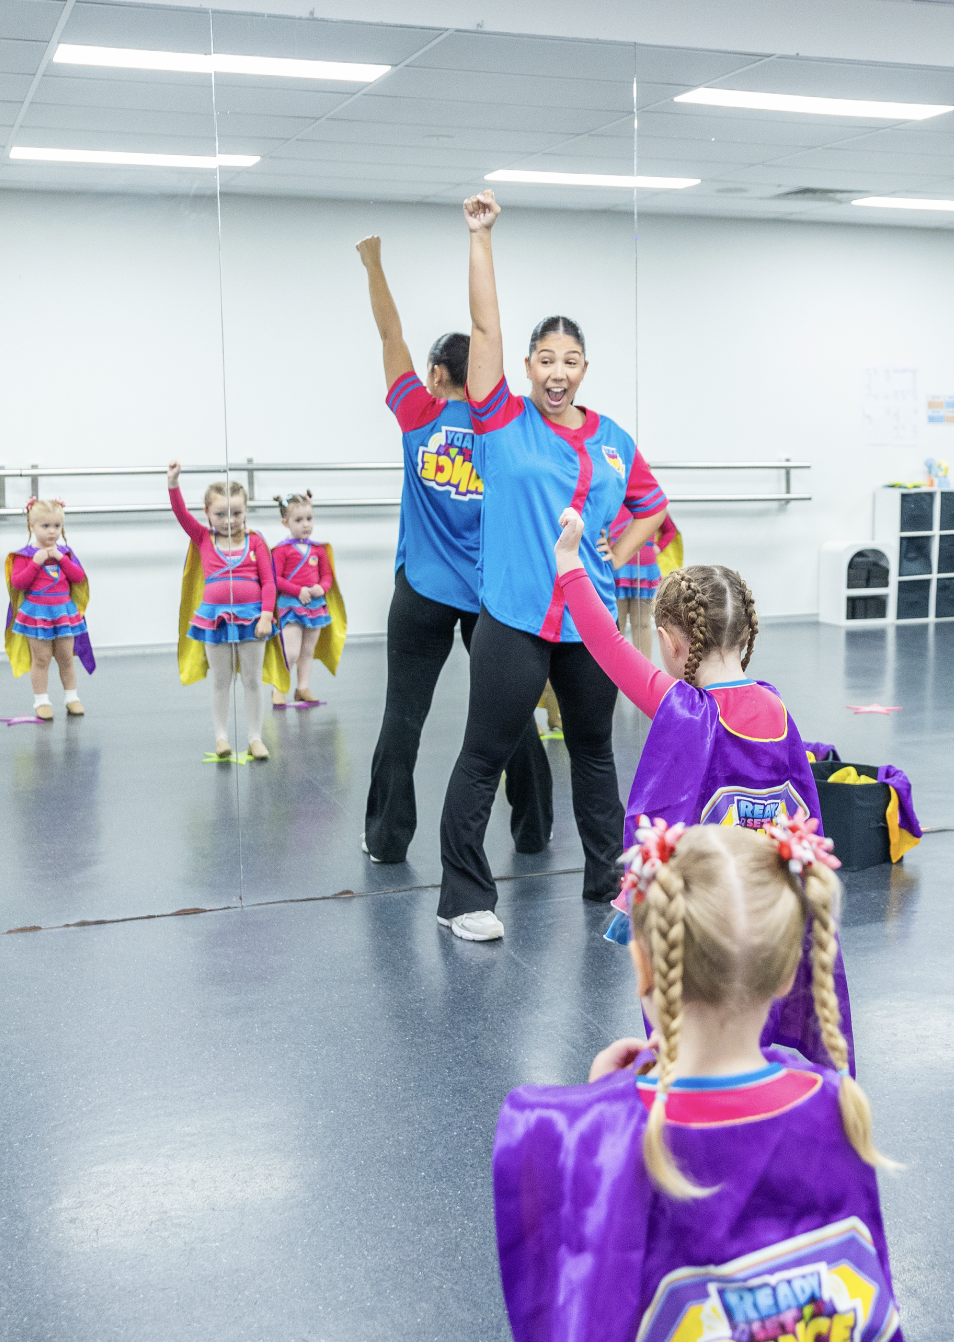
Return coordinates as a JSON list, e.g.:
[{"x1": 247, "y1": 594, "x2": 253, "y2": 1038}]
[
  {"x1": 623, "y1": 680, "x2": 854, "y2": 1075},
  {"x1": 7, "y1": 544, "x2": 95, "y2": 675},
  {"x1": 493, "y1": 1050, "x2": 901, "y2": 1342}
]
